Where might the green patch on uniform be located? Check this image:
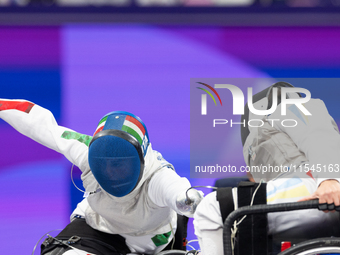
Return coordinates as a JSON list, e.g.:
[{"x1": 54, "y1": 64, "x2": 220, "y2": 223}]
[
  {"x1": 61, "y1": 131, "x2": 92, "y2": 147},
  {"x1": 151, "y1": 231, "x2": 172, "y2": 247}
]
